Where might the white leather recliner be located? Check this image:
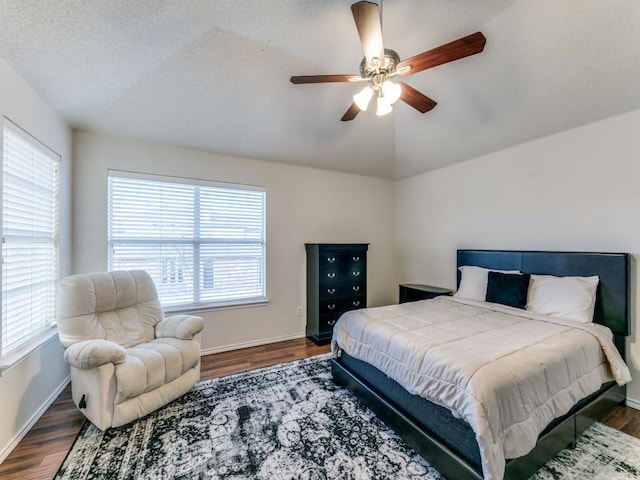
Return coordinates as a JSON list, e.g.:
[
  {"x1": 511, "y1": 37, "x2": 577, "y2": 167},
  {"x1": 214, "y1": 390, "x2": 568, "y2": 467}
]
[{"x1": 56, "y1": 270, "x2": 204, "y2": 430}]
